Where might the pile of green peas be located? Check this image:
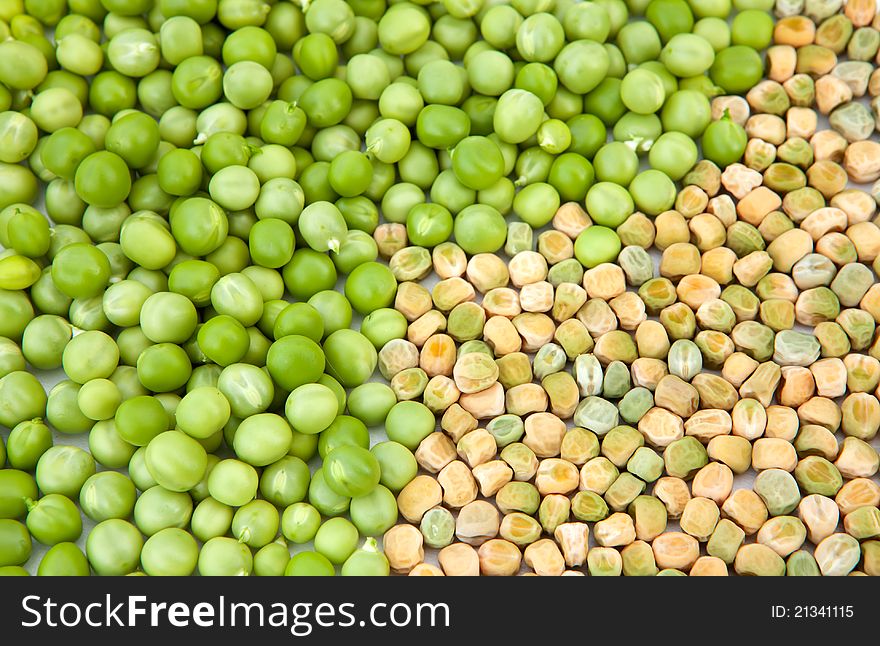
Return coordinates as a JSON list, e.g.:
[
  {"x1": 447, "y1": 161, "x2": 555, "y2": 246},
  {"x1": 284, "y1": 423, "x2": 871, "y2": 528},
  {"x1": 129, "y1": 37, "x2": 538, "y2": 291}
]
[{"x1": 0, "y1": 0, "x2": 775, "y2": 576}]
